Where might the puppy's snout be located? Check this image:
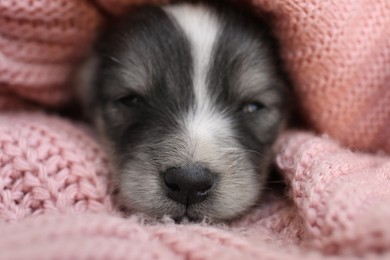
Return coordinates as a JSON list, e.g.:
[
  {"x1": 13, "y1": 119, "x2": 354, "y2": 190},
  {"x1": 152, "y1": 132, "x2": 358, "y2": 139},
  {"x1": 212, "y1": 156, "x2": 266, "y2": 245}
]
[{"x1": 163, "y1": 165, "x2": 215, "y2": 205}]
